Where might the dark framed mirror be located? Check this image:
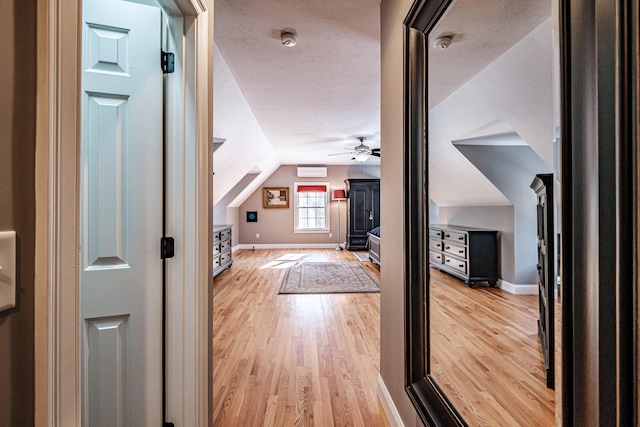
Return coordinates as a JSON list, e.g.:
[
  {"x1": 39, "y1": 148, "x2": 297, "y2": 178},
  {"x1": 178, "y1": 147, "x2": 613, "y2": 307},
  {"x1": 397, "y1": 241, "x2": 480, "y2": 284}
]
[{"x1": 402, "y1": 0, "x2": 637, "y2": 425}]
